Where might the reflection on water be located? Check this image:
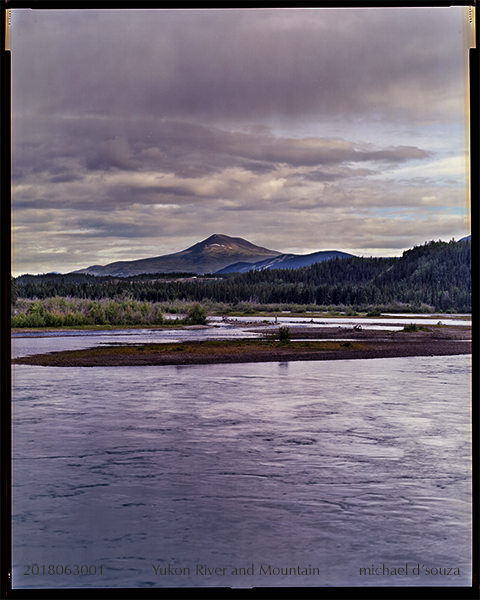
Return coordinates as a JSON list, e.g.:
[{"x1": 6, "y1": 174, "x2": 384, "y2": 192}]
[{"x1": 11, "y1": 351, "x2": 471, "y2": 589}]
